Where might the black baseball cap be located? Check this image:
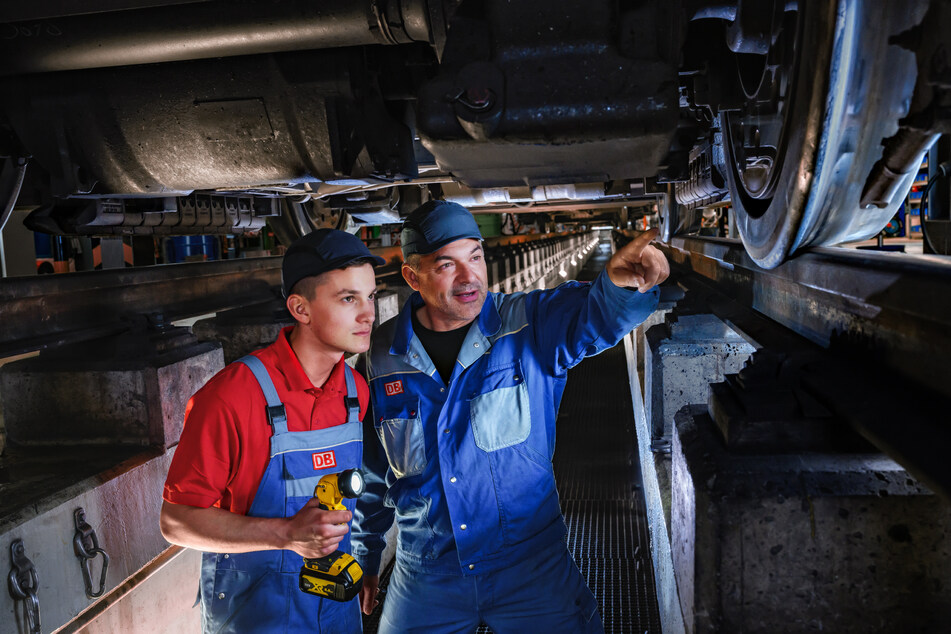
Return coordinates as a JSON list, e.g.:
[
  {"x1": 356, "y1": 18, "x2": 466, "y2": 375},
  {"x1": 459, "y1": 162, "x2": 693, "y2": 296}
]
[
  {"x1": 400, "y1": 200, "x2": 483, "y2": 259},
  {"x1": 282, "y1": 229, "x2": 384, "y2": 297}
]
